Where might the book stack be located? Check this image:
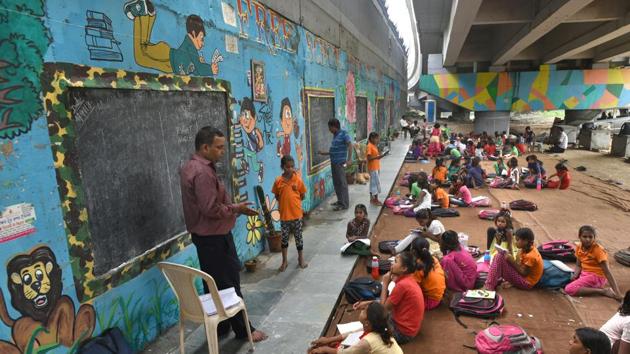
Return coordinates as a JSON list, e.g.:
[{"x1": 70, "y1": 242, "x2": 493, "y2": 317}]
[{"x1": 85, "y1": 11, "x2": 123, "y2": 62}]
